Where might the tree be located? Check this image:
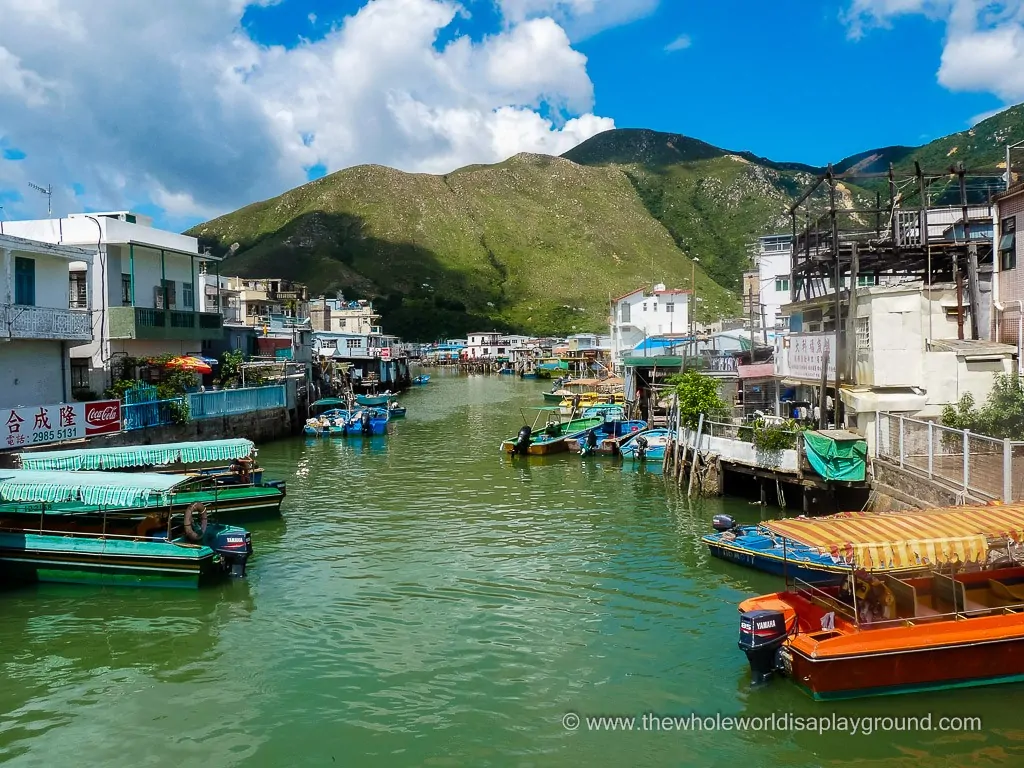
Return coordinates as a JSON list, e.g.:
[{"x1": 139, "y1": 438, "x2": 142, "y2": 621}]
[
  {"x1": 665, "y1": 370, "x2": 727, "y2": 429},
  {"x1": 941, "y1": 373, "x2": 1024, "y2": 439}
]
